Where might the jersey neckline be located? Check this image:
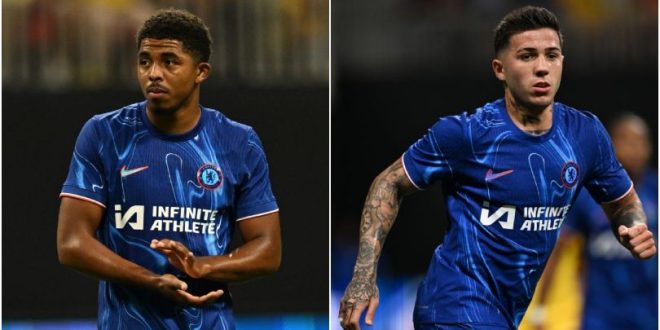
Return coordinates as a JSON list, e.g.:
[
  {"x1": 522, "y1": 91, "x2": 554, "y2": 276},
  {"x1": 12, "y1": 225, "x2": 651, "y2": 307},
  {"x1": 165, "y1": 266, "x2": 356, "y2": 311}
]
[
  {"x1": 494, "y1": 98, "x2": 558, "y2": 143},
  {"x1": 138, "y1": 101, "x2": 208, "y2": 141}
]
